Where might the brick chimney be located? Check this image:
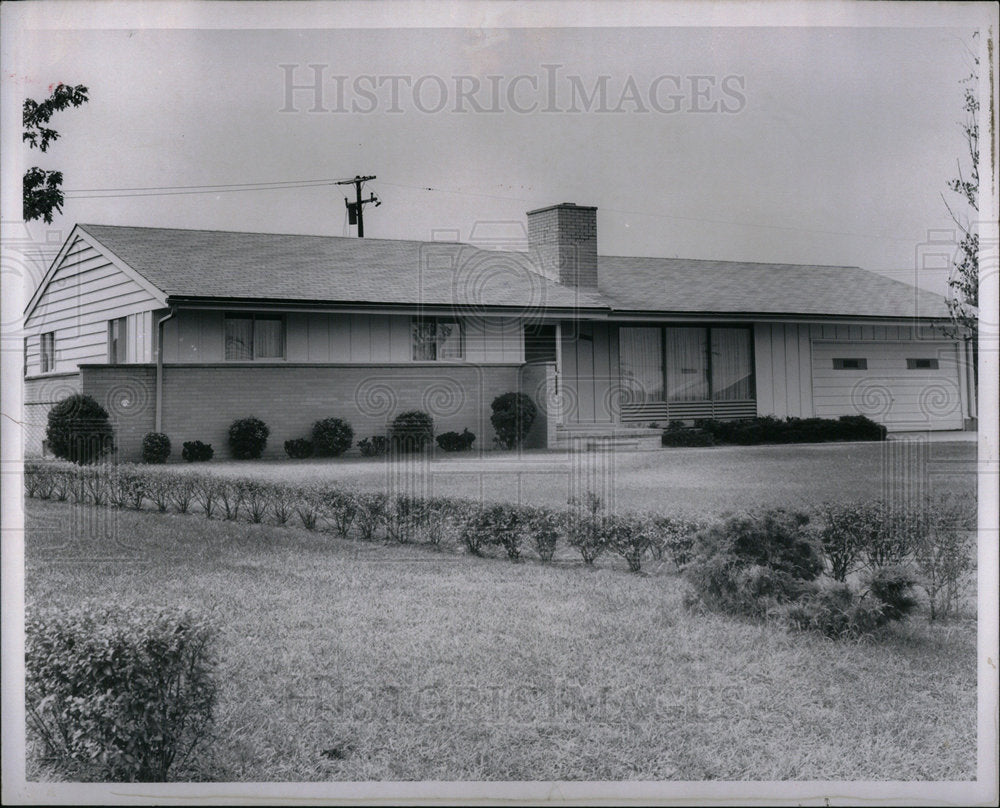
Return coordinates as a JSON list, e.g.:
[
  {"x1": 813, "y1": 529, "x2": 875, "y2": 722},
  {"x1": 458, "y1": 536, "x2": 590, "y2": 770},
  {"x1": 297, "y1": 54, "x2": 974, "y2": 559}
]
[{"x1": 526, "y1": 203, "x2": 598, "y2": 289}]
